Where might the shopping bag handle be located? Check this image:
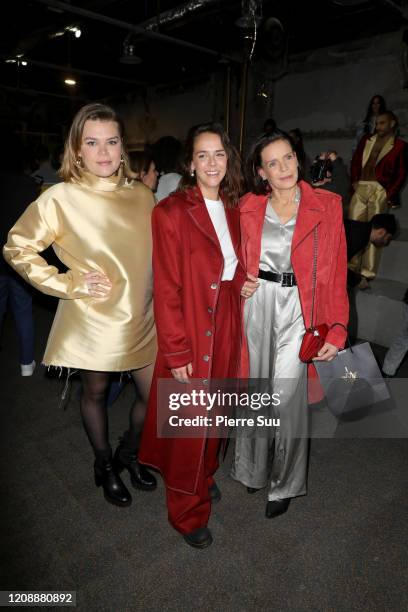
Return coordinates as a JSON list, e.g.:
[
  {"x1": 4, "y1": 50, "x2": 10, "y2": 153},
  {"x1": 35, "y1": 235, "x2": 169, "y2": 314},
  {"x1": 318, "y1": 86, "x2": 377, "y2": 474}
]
[{"x1": 331, "y1": 322, "x2": 353, "y2": 353}]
